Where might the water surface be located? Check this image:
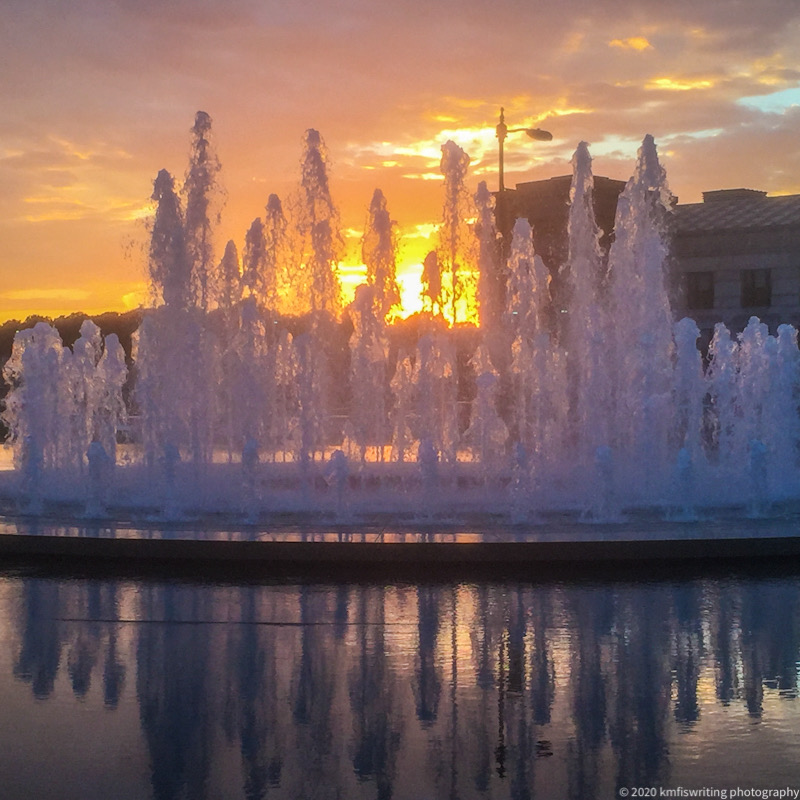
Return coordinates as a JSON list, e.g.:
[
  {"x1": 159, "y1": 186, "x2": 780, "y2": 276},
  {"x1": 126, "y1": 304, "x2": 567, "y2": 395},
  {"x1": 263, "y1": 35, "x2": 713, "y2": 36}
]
[{"x1": 1, "y1": 560, "x2": 799, "y2": 799}]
